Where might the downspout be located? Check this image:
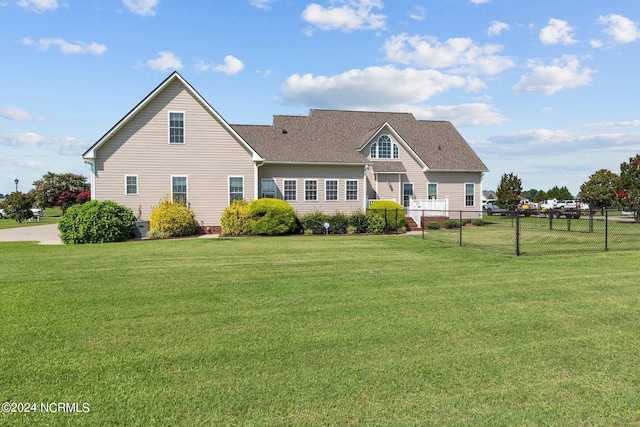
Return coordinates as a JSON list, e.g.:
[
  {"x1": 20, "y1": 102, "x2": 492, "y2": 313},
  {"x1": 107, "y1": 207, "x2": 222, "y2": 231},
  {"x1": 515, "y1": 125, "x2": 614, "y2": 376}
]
[
  {"x1": 84, "y1": 158, "x2": 96, "y2": 200},
  {"x1": 254, "y1": 161, "x2": 264, "y2": 200}
]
